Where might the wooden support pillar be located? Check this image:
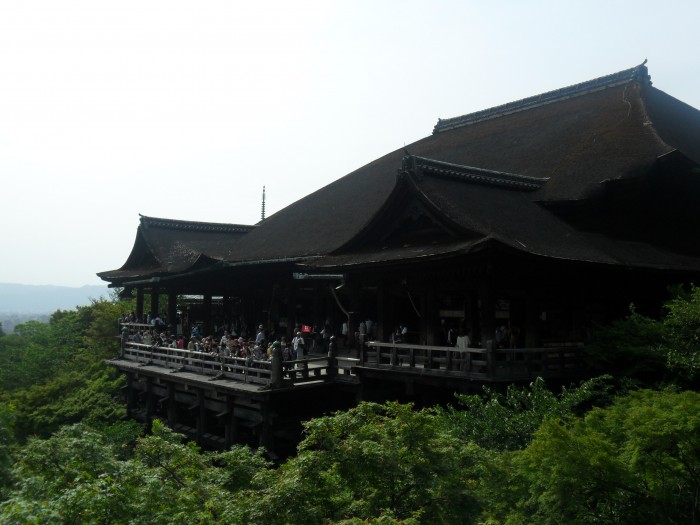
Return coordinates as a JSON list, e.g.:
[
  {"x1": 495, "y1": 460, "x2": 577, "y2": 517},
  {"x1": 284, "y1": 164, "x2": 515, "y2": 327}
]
[
  {"x1": 341, "y1": 281, "x2": 358, "y2": 348},
  {"x1": 203, "y1": 295, "x2": 212, "y2": 336},
  {"x1": 168, "y1": 292, "x2": 177, "y2": 332},
  {"x1": 313, "y1": 284, "x2": 323, "y2": 330},
  {"x1": 196, "y1": 389, "x2": 205, "y2": 444},
  {"x1": 270, "y1": 344, "x2": 283, "y2": 388},
  {"x1": 355, "y1": 382, "x2": 364, "y2": 403},
  {"x1": 525, "y1": 290, "x2": 541, "y2": 348},
  {"x1": 224, "y1": 396, "x2": 238, "y2": 448},
  {"x1": 150, "y1": 287, "x2": 160, "y2": 317},
  {"x1": 222, "y1": 295, "x2": 232, "y2": 329},
  {"x1": 136, "y1": 288, "x2": 144, "y2": 320},
  {"x1": 466, "y1": 294, "x2": 479, "y2": 342},
  {"x1": 478, "y1": 280, "x2": 496, "y2": 346},
  {"x1": 377, "y1": 287, "x2": 392, "y2": 343},
  {"x1": 126, "y1": 373, "x2": 137, "y2": 413},
  {"x1": 423, "y1": 288, "x2": 438, "y2": 345},
  {"x1": 145, "y1": 377, "x2": 155, "y2": 422},
  {"x1": 259, "y1": 397, "x2": 273, "y2": 451},
  {"x1": 486, "y1": 340, "x2": 496, "y2": 378},
  {"x1": 571, "y1": 286, "x2": 584, "y2": 342},
  {"x1": 166, "y1": 383, "x2": 178, "y2": 425},
  {"x1": 328, "y1": 338, "x2": 338, "y2": 377},
  {"x1": 286, "y1": 285, "x2": 297, "y2": 339}
]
